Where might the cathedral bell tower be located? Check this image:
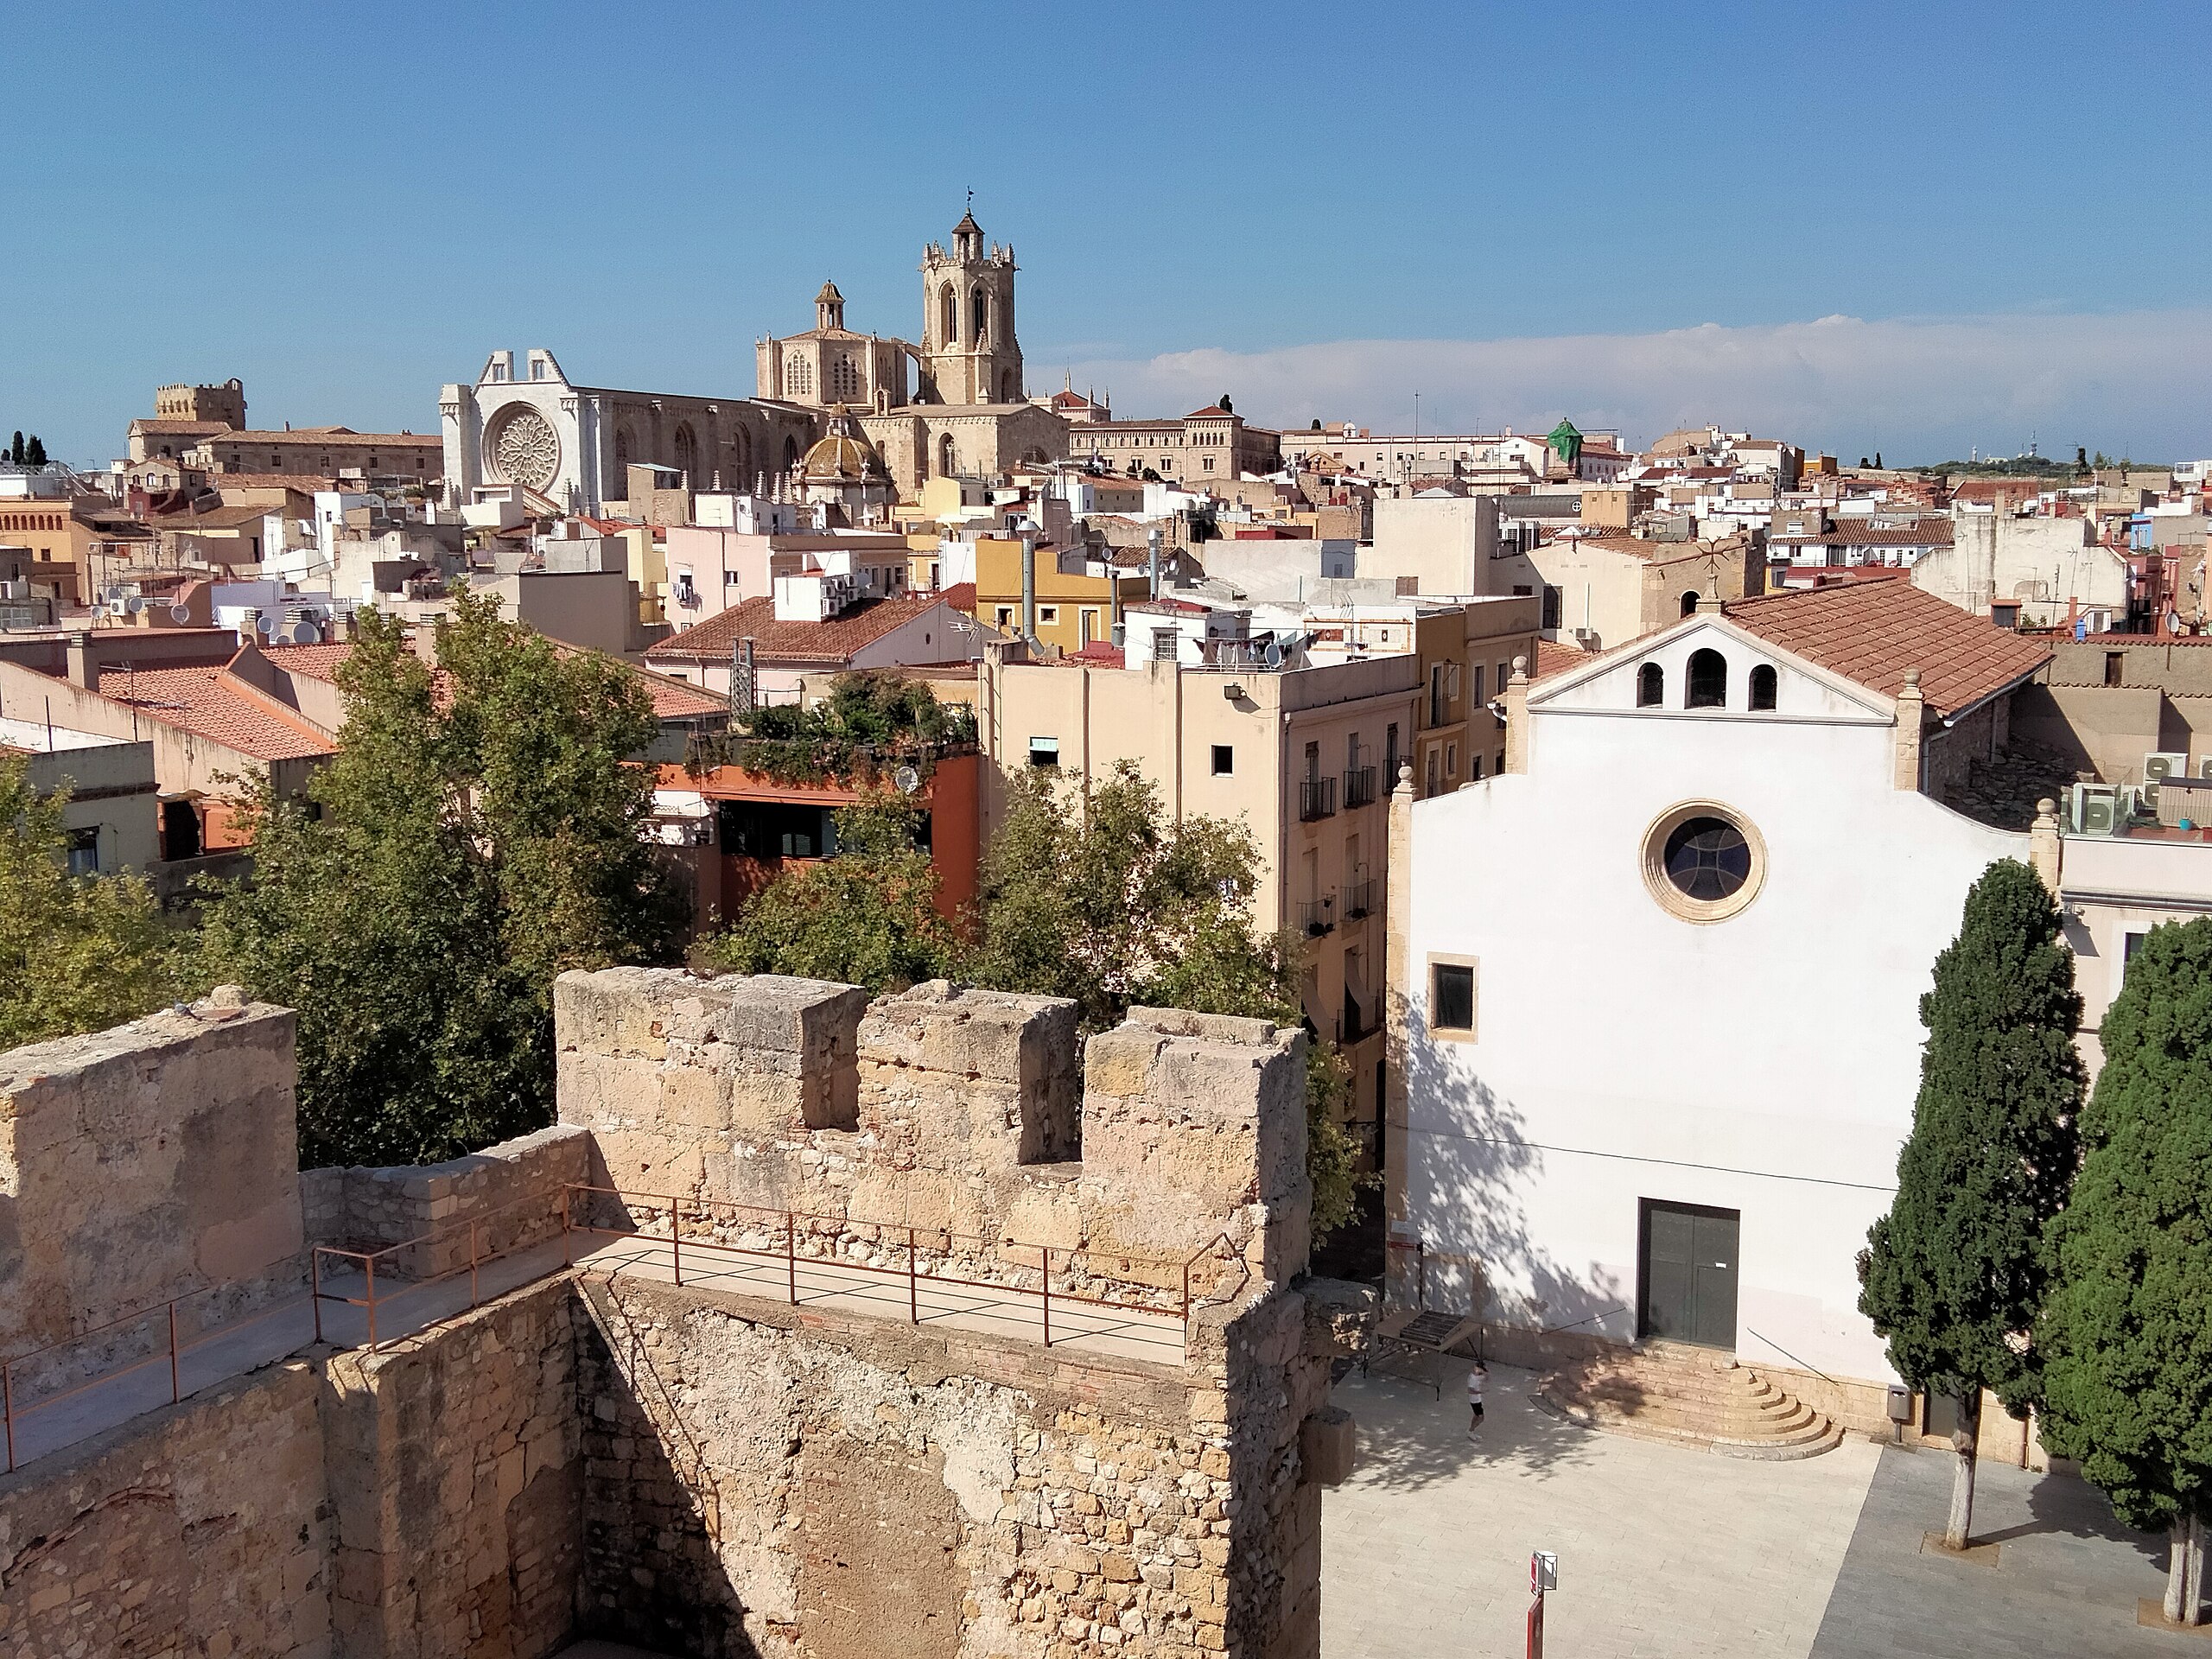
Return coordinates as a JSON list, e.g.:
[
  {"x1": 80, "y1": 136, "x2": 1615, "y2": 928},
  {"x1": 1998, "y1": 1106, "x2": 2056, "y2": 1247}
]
[{"x1": 918, "y1": 208, "x2": 1023, "y2": 406}]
